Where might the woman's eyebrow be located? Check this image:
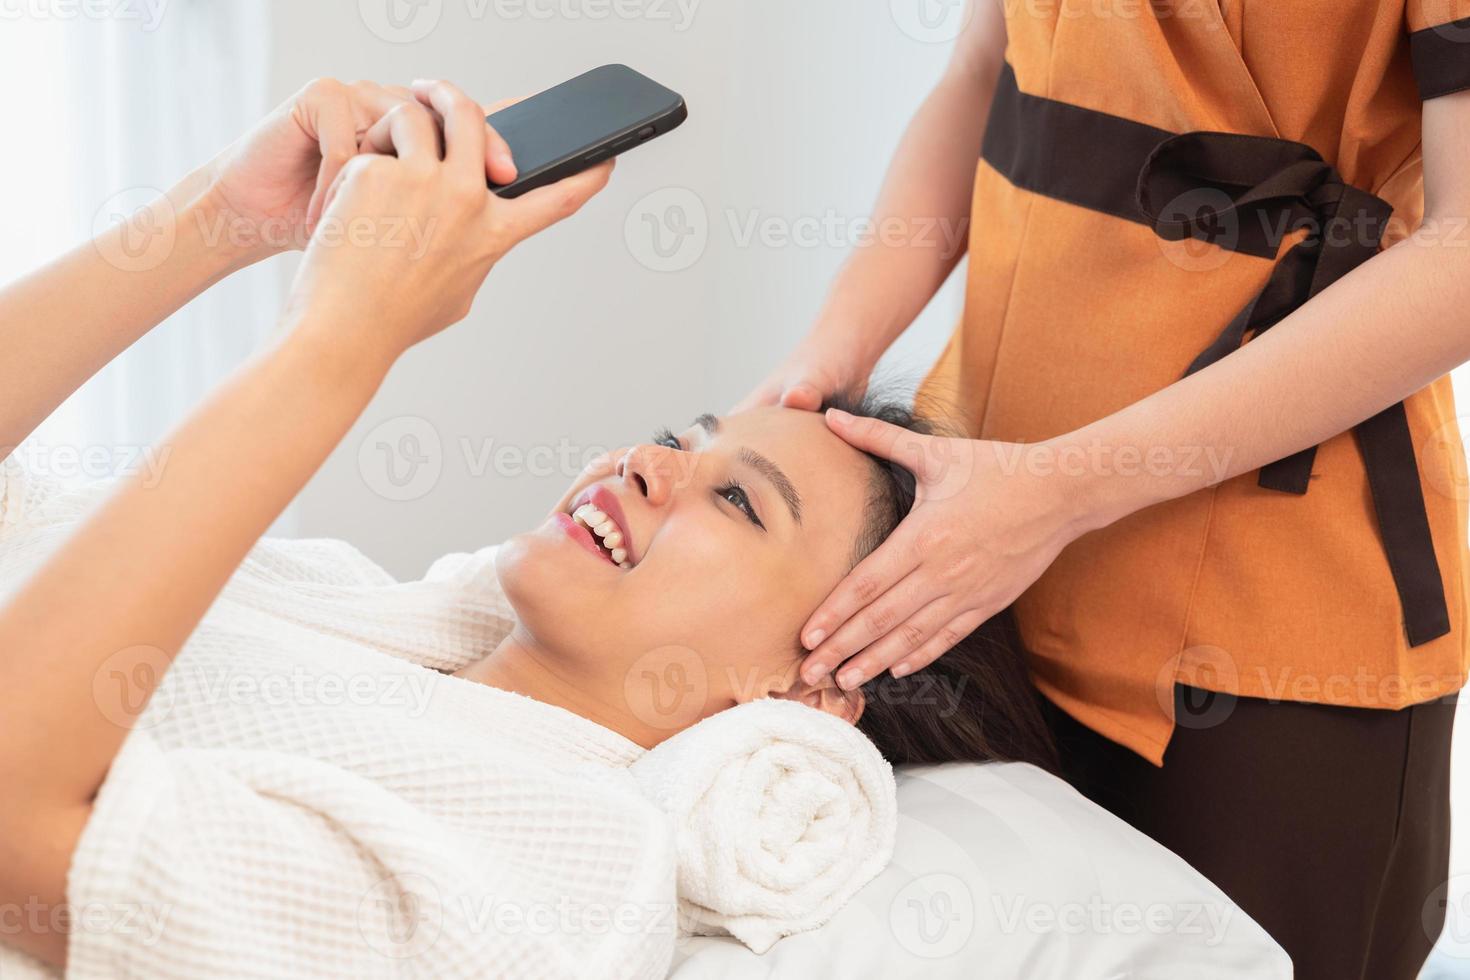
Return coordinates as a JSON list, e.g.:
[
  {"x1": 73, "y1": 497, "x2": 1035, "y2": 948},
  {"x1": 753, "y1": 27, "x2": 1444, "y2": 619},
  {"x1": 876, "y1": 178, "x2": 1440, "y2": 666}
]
[
  {"x1": 689, "y1": 413, "x2": 802, "y2": 524},
  {"x1": 738, "y1": 447, "x2": 803, "y2": 525}
]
